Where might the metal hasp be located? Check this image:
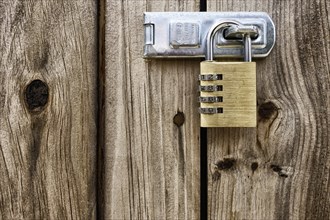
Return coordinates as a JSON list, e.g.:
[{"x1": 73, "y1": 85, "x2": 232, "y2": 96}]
[{"x1": 143, "y1": 12, "x2": 275, "y2": 58}]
